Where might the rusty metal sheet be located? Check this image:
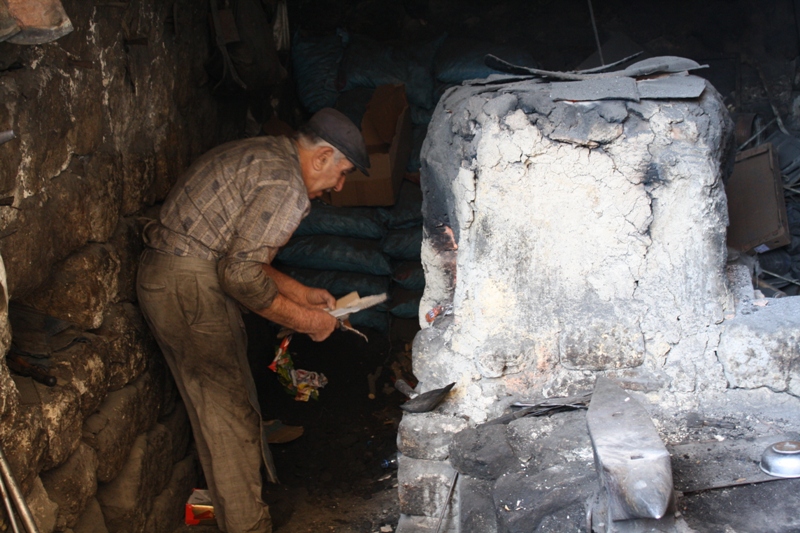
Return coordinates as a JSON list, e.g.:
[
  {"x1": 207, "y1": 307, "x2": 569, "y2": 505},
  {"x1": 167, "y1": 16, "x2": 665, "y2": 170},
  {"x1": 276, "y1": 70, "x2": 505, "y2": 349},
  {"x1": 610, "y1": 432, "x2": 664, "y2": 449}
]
[{"x1": 670, "y1": 433, "x2": 800, "y2": 493}]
